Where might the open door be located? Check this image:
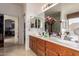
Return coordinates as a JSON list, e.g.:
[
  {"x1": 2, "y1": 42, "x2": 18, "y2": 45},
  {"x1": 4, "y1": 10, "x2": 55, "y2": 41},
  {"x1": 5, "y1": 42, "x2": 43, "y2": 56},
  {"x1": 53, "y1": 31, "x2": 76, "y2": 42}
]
[
  {"x1": 0, "y1": 14, "x2": 4, "y2": 47},
  {"x1": 4, "y1": 15, "x2": 18, "y2": 45}
]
